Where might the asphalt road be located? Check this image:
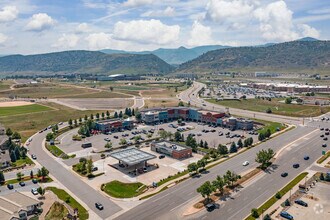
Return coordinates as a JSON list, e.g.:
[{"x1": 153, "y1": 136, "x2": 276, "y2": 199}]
[
  {"x1": 28, "y1": 129, "x2": 122, "y2": 219},
  {"x1": 178, "y1": 82, "x2": 305, "y2": 125}
]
